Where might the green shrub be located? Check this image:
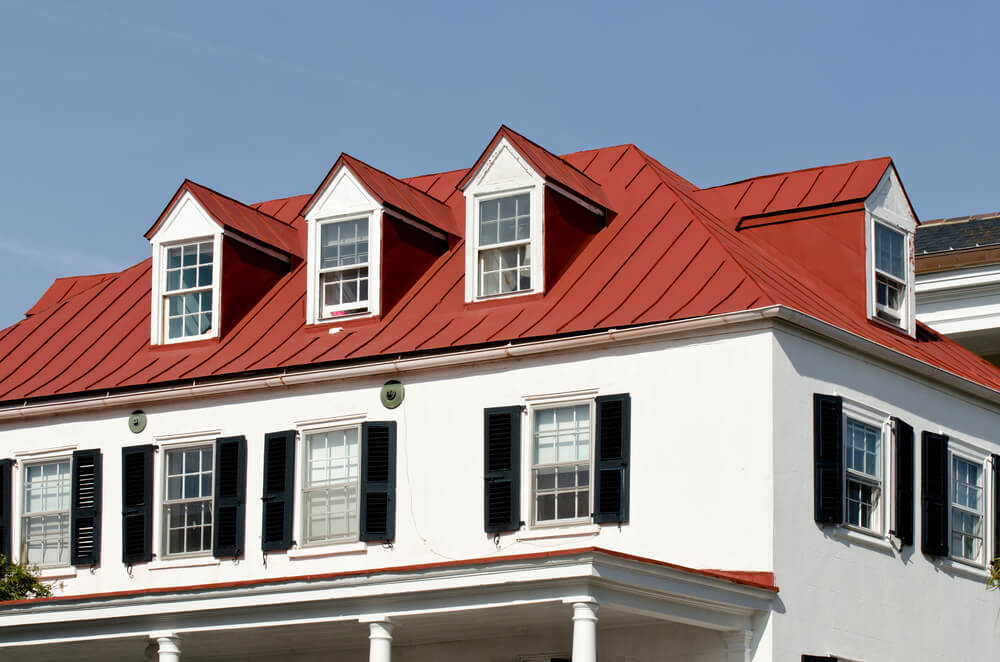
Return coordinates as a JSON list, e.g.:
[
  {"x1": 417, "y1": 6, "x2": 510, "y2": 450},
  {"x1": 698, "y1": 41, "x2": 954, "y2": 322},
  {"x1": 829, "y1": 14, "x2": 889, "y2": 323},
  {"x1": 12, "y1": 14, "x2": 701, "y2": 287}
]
[{"x1": 0, "y1": 555, "x2": 52, "y2": 600}]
